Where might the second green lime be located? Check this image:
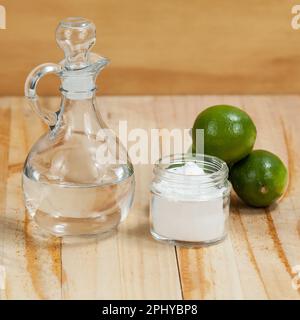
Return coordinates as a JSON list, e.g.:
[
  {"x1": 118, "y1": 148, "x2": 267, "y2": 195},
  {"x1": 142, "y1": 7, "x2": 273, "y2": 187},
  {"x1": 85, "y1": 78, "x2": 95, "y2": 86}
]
[{"x1": 230, "y1": 150, "x2": 288, "y2": 207}]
